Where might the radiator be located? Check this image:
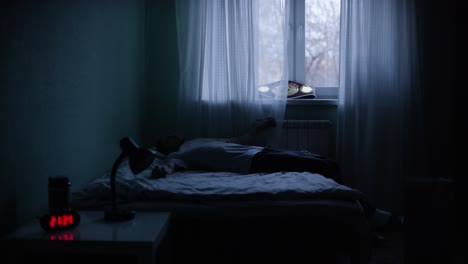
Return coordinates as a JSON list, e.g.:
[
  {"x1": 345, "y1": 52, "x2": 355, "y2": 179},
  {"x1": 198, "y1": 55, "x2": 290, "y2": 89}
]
[{"x1": 259, "y1": 120, "x2": 334, "y2": 157}]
